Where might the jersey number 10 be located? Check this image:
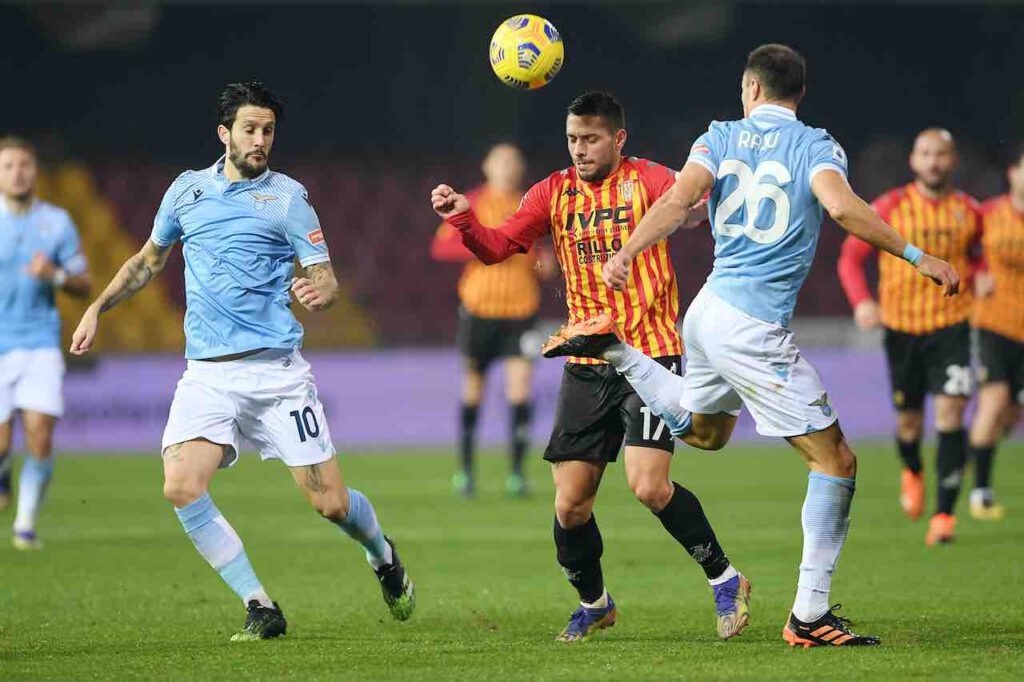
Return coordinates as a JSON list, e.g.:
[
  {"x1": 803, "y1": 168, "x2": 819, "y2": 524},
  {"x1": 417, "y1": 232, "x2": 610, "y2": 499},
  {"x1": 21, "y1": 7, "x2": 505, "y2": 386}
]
[{"x1": 713, "y1": 160, "x2": 792, "y2": 245}]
